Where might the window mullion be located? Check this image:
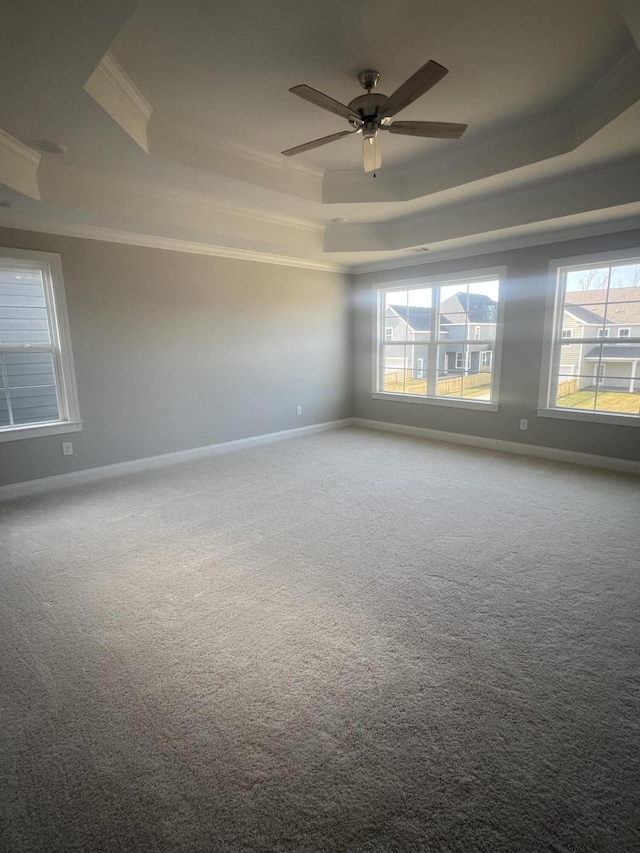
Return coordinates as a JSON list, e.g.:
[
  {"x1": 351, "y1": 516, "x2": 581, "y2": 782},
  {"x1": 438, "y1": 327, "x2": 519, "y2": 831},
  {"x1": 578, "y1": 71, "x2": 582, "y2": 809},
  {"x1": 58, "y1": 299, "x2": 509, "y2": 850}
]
[
  {"x1": 0, "y1": 354, "x2": 15, "y2": 426},
  {"x1": 426, "y1": 287, "x2": 438, "y2": 397}
]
